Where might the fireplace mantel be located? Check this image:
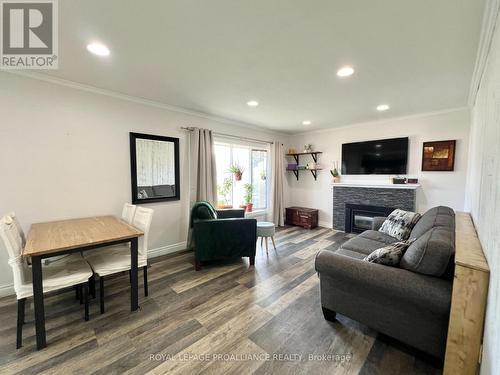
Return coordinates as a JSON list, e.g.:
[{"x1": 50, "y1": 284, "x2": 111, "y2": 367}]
[{"x1": 332, "y1": 183, "x2": 420, "y2": 190}]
